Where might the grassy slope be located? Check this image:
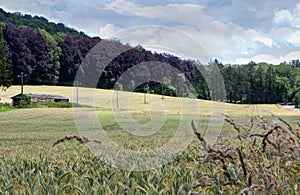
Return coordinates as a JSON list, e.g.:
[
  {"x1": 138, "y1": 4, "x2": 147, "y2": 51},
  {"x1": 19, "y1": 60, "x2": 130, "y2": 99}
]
[
  {"x1": 1, "y1": 85, "x2": 299, "y2": 116},
  {"x1": 0, "y1": 85, "x2": 298, "y2": 149}
]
